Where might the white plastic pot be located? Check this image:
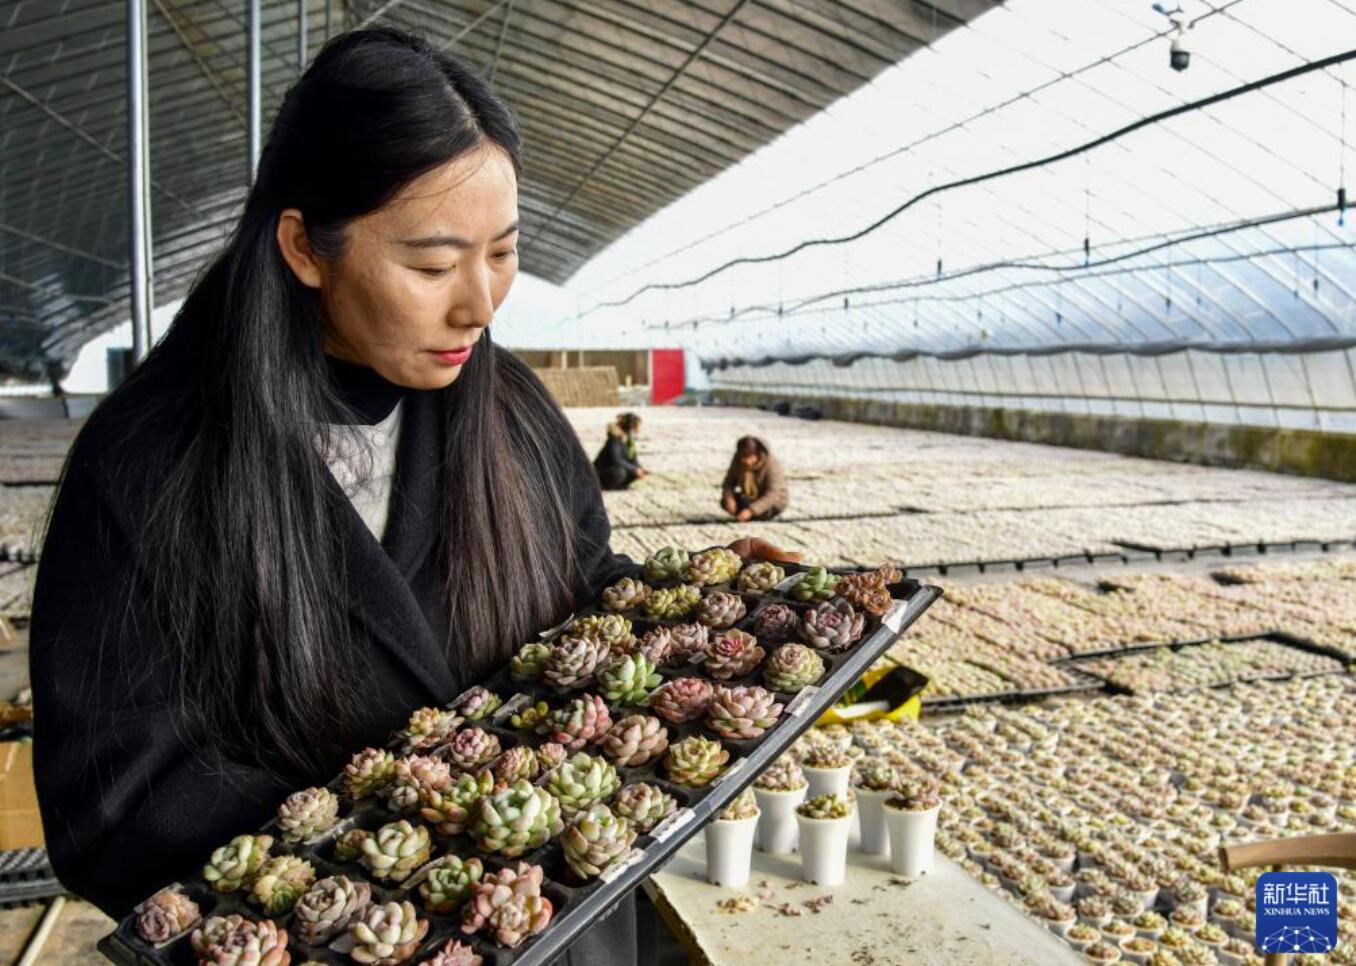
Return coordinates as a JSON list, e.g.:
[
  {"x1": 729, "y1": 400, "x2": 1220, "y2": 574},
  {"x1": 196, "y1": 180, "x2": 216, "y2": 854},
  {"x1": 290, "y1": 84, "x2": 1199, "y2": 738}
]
[
  {"x1": 795, "y1": 811, "x2": 853, "y2": 885},
  {"x1": 802, "y1": 763, "x2": 851, "y2": 800},
  {"x1": 705, "y1": 813, "x2": 759, "y2": 887},
  {"x1": 884, "y1": 803, "x2": 939, "y2": 877},
  {"x1": 855, "y1": 787, "x2": 891, "y2": 855},
  {"x1": 753, "y1": 785, "x2": 806, "y2": 854}
]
